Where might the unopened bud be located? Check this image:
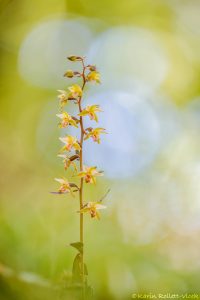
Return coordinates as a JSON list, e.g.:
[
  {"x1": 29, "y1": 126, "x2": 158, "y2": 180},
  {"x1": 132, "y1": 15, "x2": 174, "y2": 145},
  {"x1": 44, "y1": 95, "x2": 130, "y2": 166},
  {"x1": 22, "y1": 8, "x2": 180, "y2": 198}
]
[
  {"x1": 67, "y1": 55, "x2": 82, "y2": 62},
  {"x1": 64, "y1": 70, "x2": 74, "y2": 78},
  {"x1": 87, "y1": 65, "x2": 96, "y2": 71}
]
